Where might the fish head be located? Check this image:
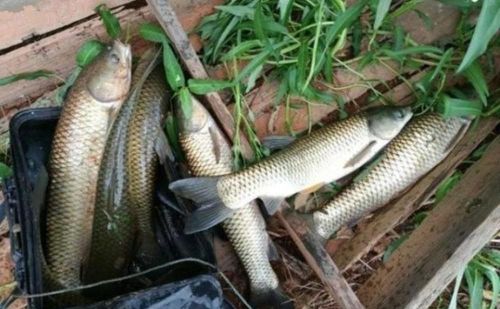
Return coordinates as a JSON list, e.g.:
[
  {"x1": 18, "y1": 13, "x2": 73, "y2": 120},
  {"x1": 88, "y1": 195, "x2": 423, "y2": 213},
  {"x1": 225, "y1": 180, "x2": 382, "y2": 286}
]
[
  {"x1": 176, "y1": 94, "x2": 211, "y2": 133},
  {"x1": 86, "y1": 40, "x2": 132, "y2": 103},
  {"x1": 367, "y1": 106, "x2": 413, "y2": 140}
]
